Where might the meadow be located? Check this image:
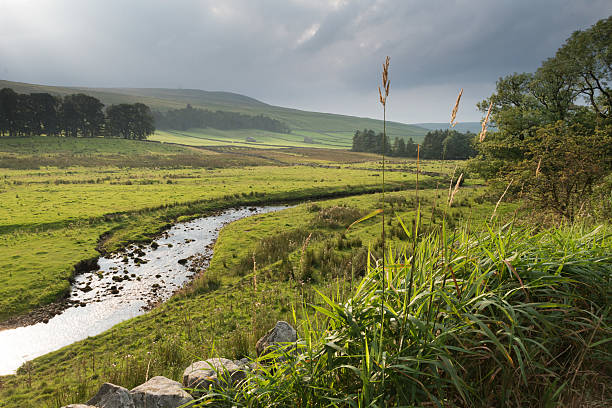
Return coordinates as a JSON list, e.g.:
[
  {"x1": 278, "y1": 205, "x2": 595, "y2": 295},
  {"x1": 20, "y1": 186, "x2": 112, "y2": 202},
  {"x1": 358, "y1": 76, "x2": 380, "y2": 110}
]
[
  {"x1": 0, "y1": 135, "x2": 607, "y2": 408},
  {"x1": 0, "y1": 137, "x2": 443, "y2": 322},
  {"x1": 0, "y1": 179, "x2": 516, "y2": 407}
]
